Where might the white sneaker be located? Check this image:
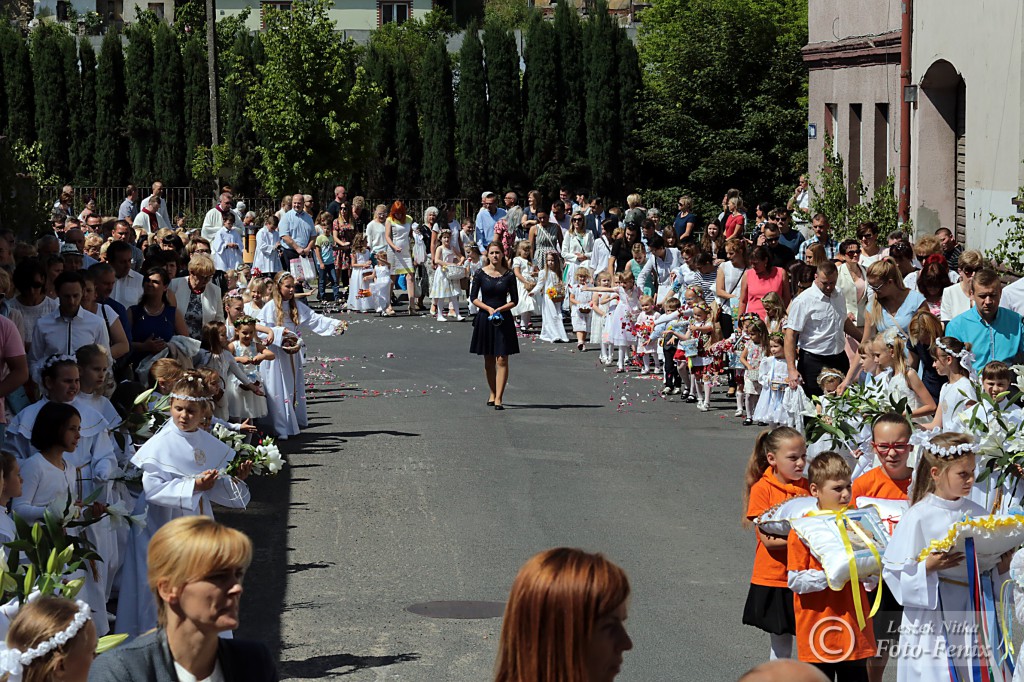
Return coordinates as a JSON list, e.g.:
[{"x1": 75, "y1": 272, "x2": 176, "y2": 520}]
[
  {"x1": 697, "y1": 401, "x2": 710, "y2": 412},
  {"x1": 640, "y1": 367, "x2": 649, "y2": 375},
  {"x1": 671, "y1": 387, "x2": 681, "y2": 395},
  {"x1": 436, "y1": 315, "x2": 447, "y2": 322},
  {"x1": 455, "y1": 315, "x2": 465, "y2": 321},
  {"x1": 735, "y1": 408, "x2": 744, "y2": 417},
  {"x1": 661, "y1": 386, "x2": 672, "y2": 395}
]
